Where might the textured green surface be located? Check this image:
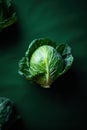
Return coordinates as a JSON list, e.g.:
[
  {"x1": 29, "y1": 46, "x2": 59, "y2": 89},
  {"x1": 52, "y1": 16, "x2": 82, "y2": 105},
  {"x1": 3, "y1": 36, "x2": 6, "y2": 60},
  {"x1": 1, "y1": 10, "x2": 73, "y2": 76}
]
[{"x1": 0, "y1": 0, "x2": 87, "y2": 129}]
